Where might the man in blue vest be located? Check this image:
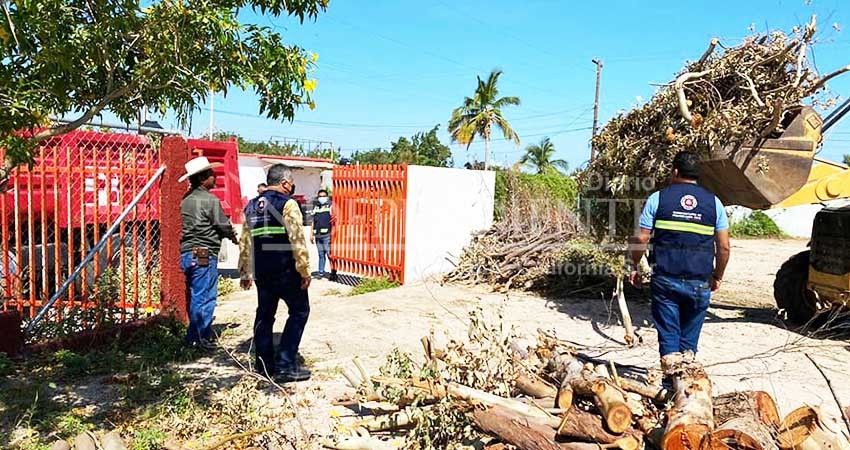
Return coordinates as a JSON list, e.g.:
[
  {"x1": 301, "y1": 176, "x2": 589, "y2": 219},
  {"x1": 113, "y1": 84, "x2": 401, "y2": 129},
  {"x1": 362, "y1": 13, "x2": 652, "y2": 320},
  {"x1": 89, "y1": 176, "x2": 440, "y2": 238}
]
[
  {"x1": 310, "y1": 189, "x2": 332, "y2": 279},
  {"x1": 629, "y1": 151, "x2": 731, "y2": 374},
  {"x1": 239, "y1": 164, "x2": 312, "y2": 382}
]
